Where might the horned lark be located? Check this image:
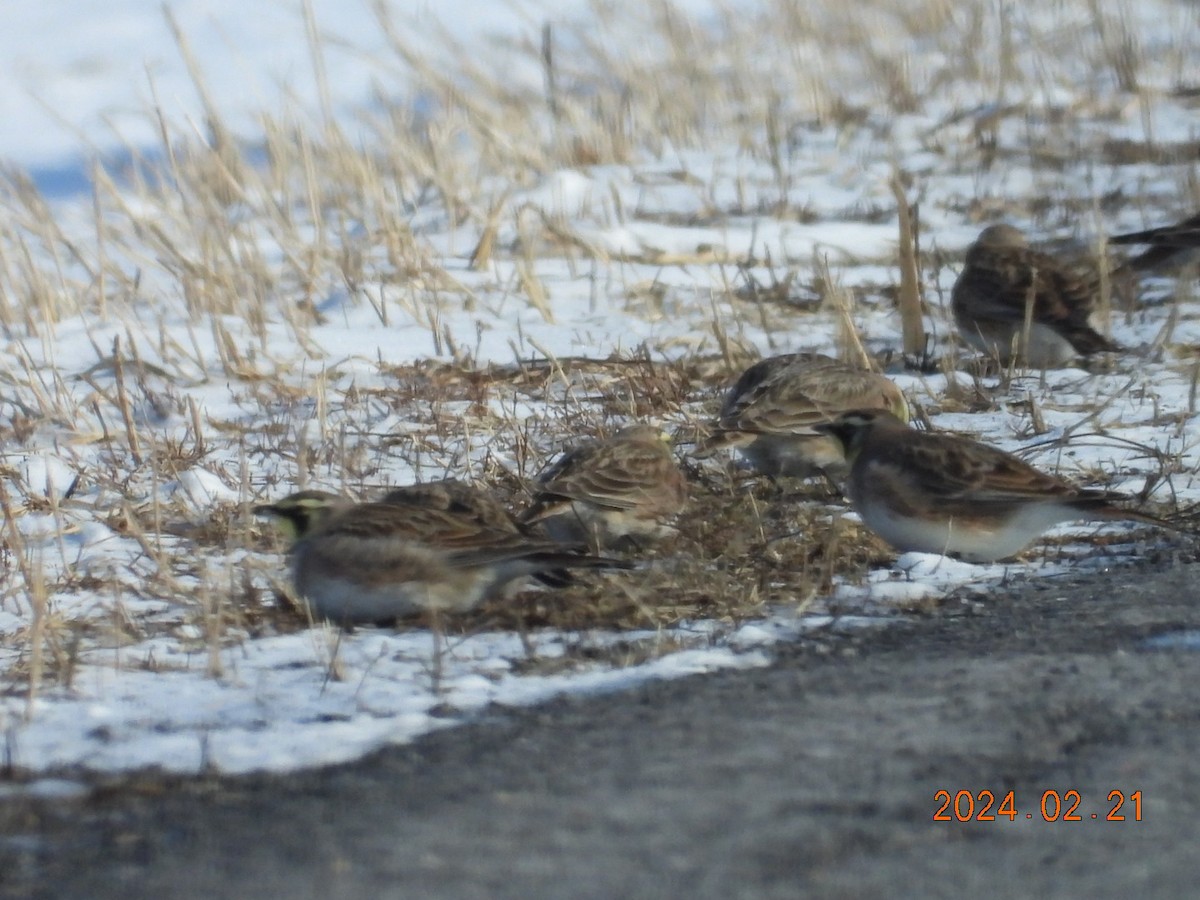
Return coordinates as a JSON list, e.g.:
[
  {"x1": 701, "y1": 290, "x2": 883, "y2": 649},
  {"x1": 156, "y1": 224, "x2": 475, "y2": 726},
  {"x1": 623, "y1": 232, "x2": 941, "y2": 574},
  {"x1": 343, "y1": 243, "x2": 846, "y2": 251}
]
[
  {"x1": 381, "y1": 478, "x2": 521, "y2": 534},
  {"x1": 1110, "y1": 211, "x2": 1200, "y2": 274},
  {"x1": 520, "y1": 424, "x2": 688, "y2": 551},
  {"x1": 256, "y1": 490, "x2": 629, "y2": 625},
  {"x1": 693, "y1": 352, "x2": 909, "y2": 480},
  {"x1": 952, "y1": 224, "x2": 1121, "y2": 367},
  {"x1": 814, "y1": 409, "x2": 1176, "y2": 563},
  {"x1": 382, "y1": 477, "x2": 574, "y2": 587}
]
